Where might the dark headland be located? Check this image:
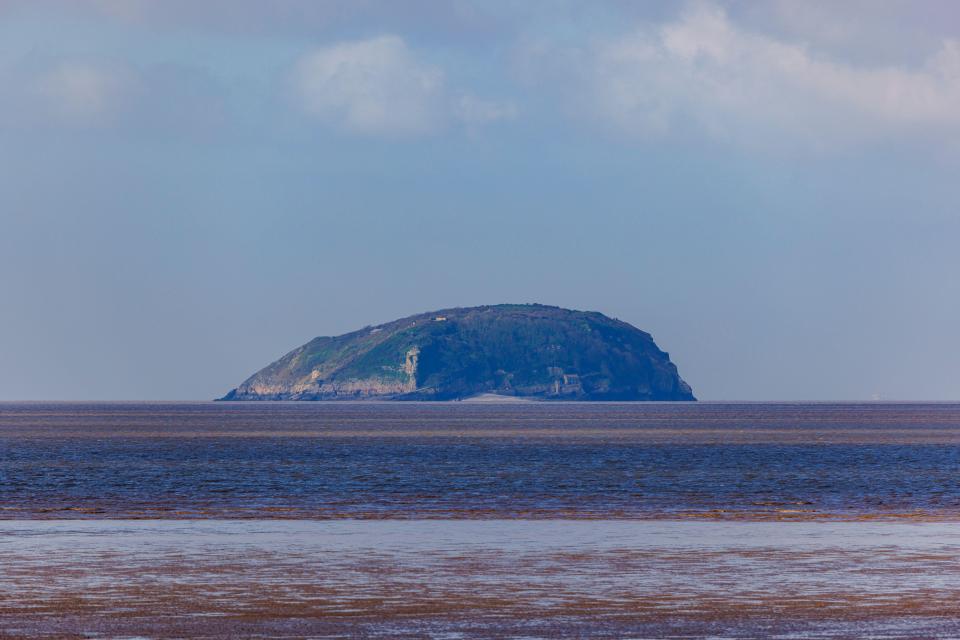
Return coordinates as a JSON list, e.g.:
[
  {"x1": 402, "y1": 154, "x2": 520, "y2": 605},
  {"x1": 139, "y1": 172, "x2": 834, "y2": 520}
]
[{"x1": 220, "y1": 304, "x2": 694, "y2": 401}]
